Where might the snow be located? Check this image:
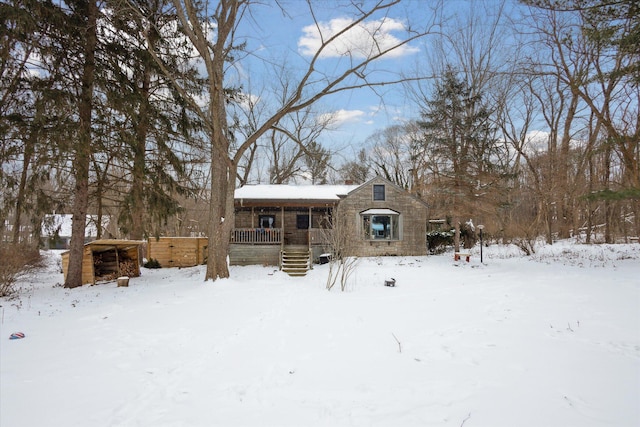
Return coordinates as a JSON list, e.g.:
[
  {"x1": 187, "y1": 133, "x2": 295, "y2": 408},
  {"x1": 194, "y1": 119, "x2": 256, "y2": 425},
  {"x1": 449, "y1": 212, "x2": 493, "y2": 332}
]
[
  {"x1": 235, "y1": 184, "x2": 359, "y2": 200},
  {"x1": 1, "y1": 242, "x2": 639, "y2": 427},
  {"x1": 42, "y1": 214, "x2": 109, "y2": 237}
]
